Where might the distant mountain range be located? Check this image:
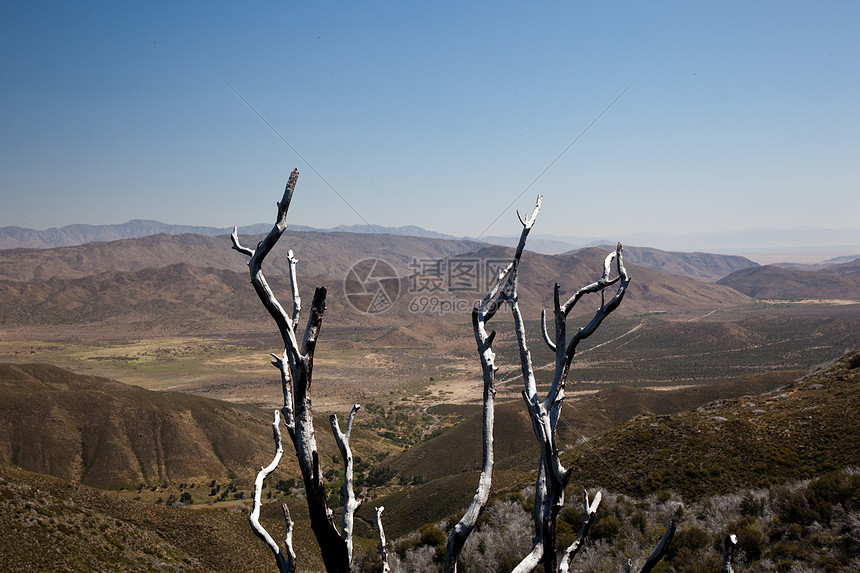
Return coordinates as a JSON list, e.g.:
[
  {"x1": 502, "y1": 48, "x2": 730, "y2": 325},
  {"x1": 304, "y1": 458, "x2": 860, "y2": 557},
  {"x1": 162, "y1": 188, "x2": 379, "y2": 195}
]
[
  {"x1": 0, "y1": 220, "x2": 455, "y2": 250},
  {"x1": 3, "y1": 220, "x2": 859, "y2": 266},
  {"x1": 2, "y1": 224, "x2": 859, "y2": 337},
  {"x1": 0, "y1": 234, "x2": 755, "y2": 334}
]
